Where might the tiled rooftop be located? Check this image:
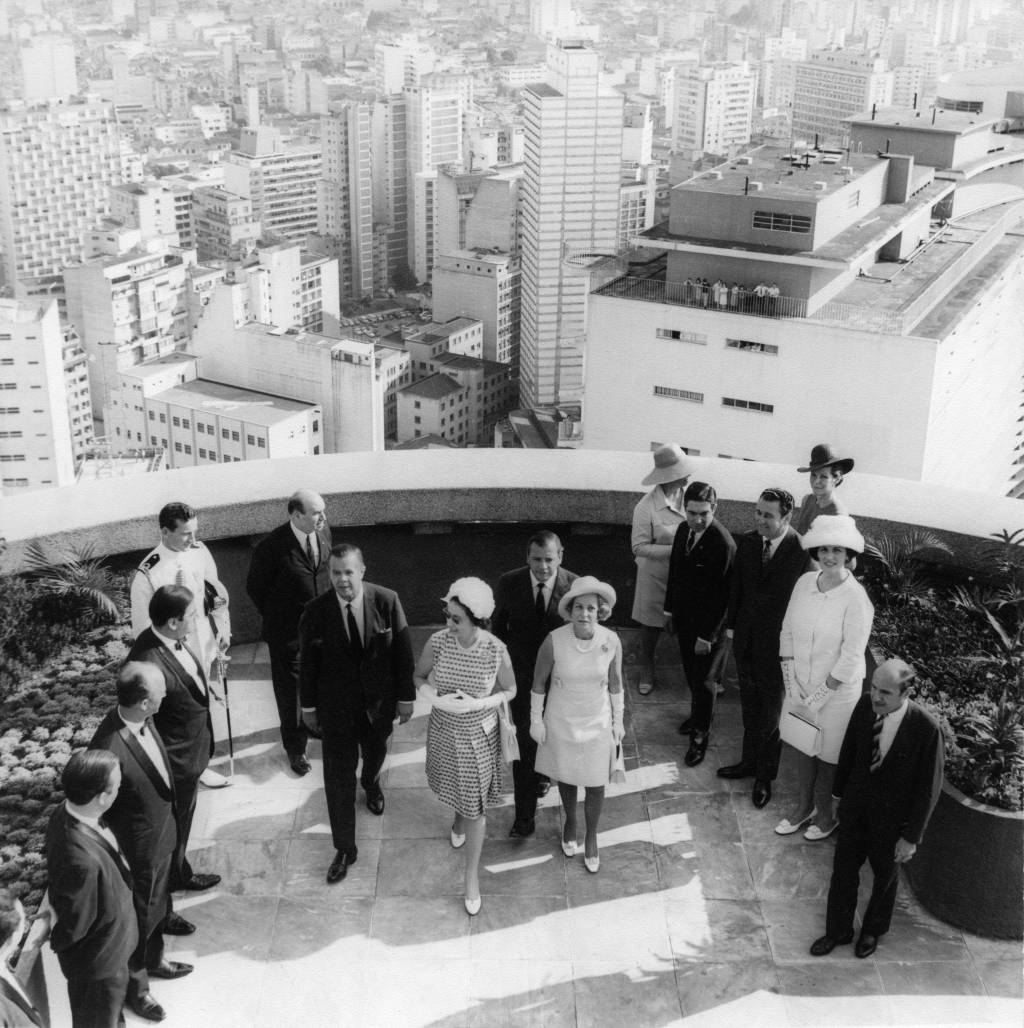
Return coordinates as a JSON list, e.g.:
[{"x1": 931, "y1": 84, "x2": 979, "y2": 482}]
[{"x1": 42, "y1": 630, "x2": 1022, "y2": 1028}]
